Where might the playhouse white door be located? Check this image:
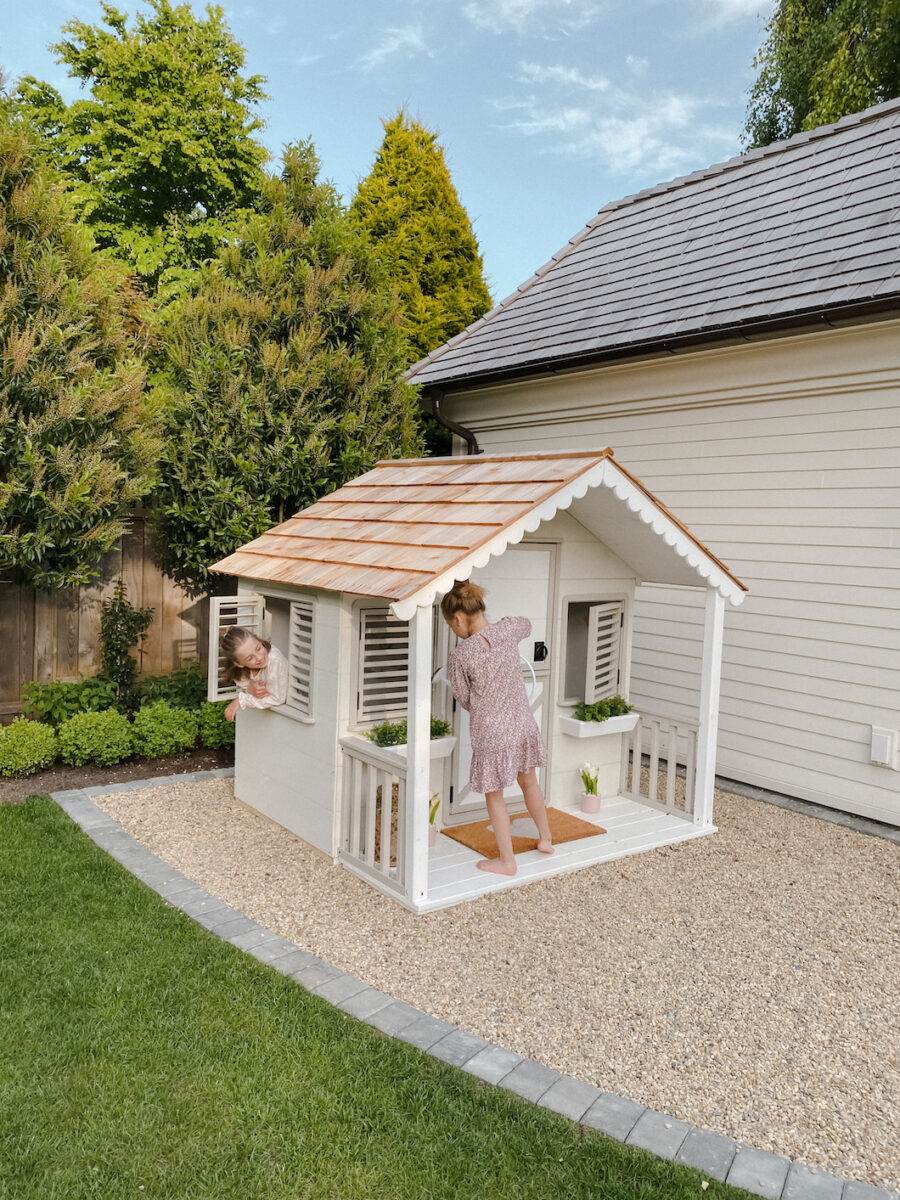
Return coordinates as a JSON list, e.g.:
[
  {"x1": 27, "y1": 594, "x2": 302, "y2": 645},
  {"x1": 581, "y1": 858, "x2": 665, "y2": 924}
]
[{"x1": 445, "y1": 542, "x2": 555, "y2": 825}]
